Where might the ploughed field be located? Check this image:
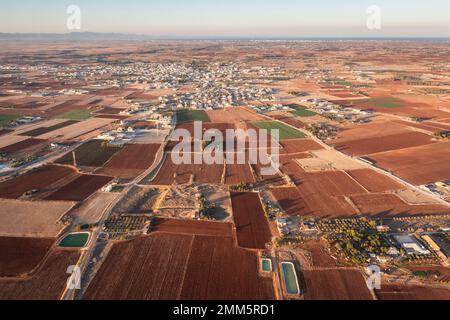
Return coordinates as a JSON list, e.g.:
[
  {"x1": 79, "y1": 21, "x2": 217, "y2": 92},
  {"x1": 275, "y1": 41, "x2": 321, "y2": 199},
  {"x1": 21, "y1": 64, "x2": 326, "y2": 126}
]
[
  {"x1": 0, "y1": 250, "x2": 80, "y2": 300},
  {"x1": 99, "y1": 143, "x2": 161, "y2": 179},
  {"x1": 0, "y1": 237, "x2": 54, "y2": 277},
  {"x1": 84, "y1": 231, "x2": 275, "y2": 300},
  {"x1": 230, "y1": 192, "x2": 273, "y2": 250}
]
